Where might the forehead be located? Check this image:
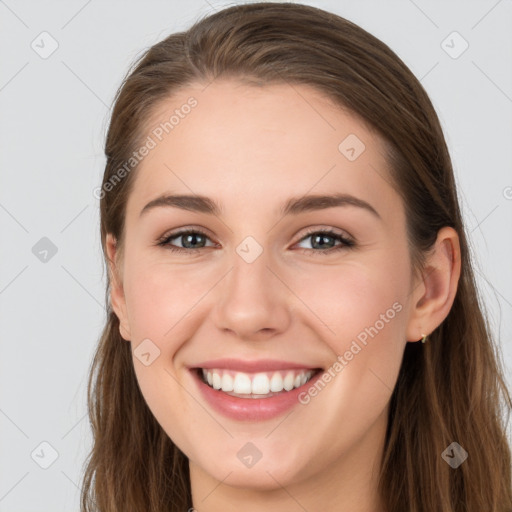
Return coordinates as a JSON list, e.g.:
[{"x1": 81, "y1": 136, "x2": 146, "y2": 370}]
[{"x1": 127, "y1": 79, "x2": 399, "y2": 222}]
